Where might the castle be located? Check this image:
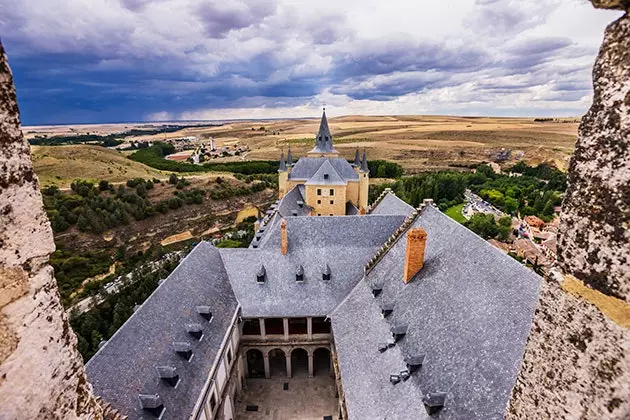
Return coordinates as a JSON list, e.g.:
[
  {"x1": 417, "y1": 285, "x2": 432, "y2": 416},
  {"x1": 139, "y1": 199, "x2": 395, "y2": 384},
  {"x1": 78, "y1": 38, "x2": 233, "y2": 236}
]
[
  {"x1": 278, "y1": 110, "x2": 369, "y2": 216},
  {"x1": 86, "y1": 111, "x2": 541, "y2": 420}
]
